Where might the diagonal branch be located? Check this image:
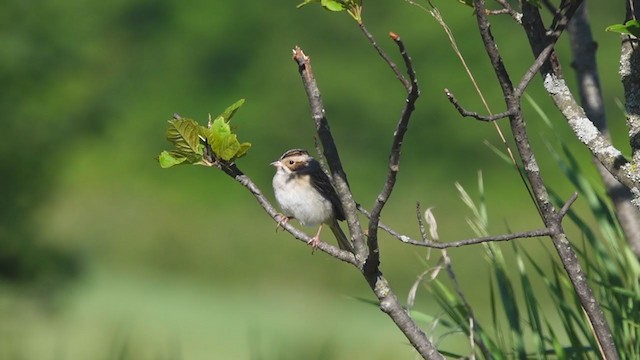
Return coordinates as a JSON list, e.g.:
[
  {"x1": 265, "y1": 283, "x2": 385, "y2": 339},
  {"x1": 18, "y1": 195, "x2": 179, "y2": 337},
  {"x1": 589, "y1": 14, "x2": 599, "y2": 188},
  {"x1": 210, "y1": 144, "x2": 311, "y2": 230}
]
[
  {"x1": 520, "y1": 1, "x2": 637, "y2": 194},
  {"x1": 567, "y1": 1, "x2": 640, "y2": 258},
  {"x1": 292, "y1": 46, "x2": 444, "y2": 360},
  {"x1": 492, "y1": 0, "x2": 522, "y2": 23},
  {"x1": 622, "y1": 0, "x2": 640, "y2": 201},
  {"x1": 200, "y1": 159, "x2": 358, "y2": 264},
  {"x1": 471, "y1": 0, "x2": 621, "y2": 357},
  {"x1": 513, "y1": 0, "x2": 580, "y2": 98},
  {"x1": 365, "y1": 32, "x2": 420, "y2": 274},
  {"x1": 292, "y1": 47, "x2": 368, "y2": 258},
  {"x1": 358, "y1": 24, "x2": 411, "y2": 90},
  {"x1": 445, "y1": 88, "x2": 513, "y2": 121}
]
